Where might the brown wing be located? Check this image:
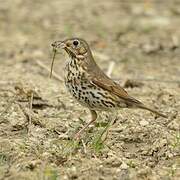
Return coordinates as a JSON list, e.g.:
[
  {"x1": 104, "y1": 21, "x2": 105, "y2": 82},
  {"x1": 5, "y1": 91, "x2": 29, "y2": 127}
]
[
  {"x1": 92, "y1": 76, "x2": 128, "y2": 97},
  {"x1": 91, "y1": 76, "x2": 143, "y2": 105},
  {"x1": 84, "y1": 52, "x2": 143, "y2": 107},
  {"x1": 83, "y1": 54, "x2": 167, "y2": 117}
]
